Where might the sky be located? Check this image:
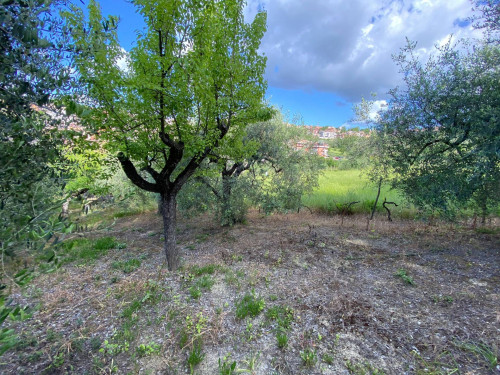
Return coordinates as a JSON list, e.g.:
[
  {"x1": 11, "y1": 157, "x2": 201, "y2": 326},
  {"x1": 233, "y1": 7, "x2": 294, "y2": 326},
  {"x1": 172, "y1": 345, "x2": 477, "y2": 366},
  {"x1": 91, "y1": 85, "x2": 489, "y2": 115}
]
[{"x1": 93, "y1": 0, "x2": 482, "y2": 127}]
